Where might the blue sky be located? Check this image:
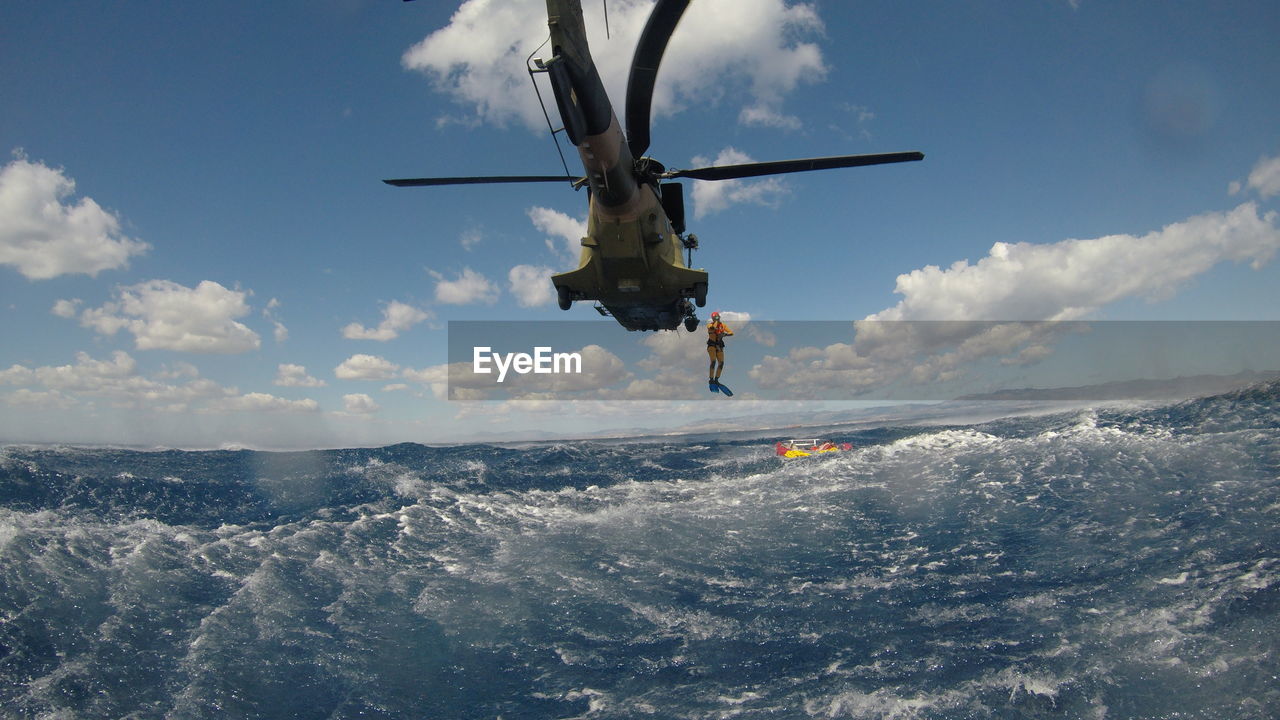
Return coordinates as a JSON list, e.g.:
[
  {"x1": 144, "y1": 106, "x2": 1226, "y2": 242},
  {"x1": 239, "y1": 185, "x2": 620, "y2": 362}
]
[{"x1": 2, "y1": 0, "x2": 1278, "y2": 448}]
